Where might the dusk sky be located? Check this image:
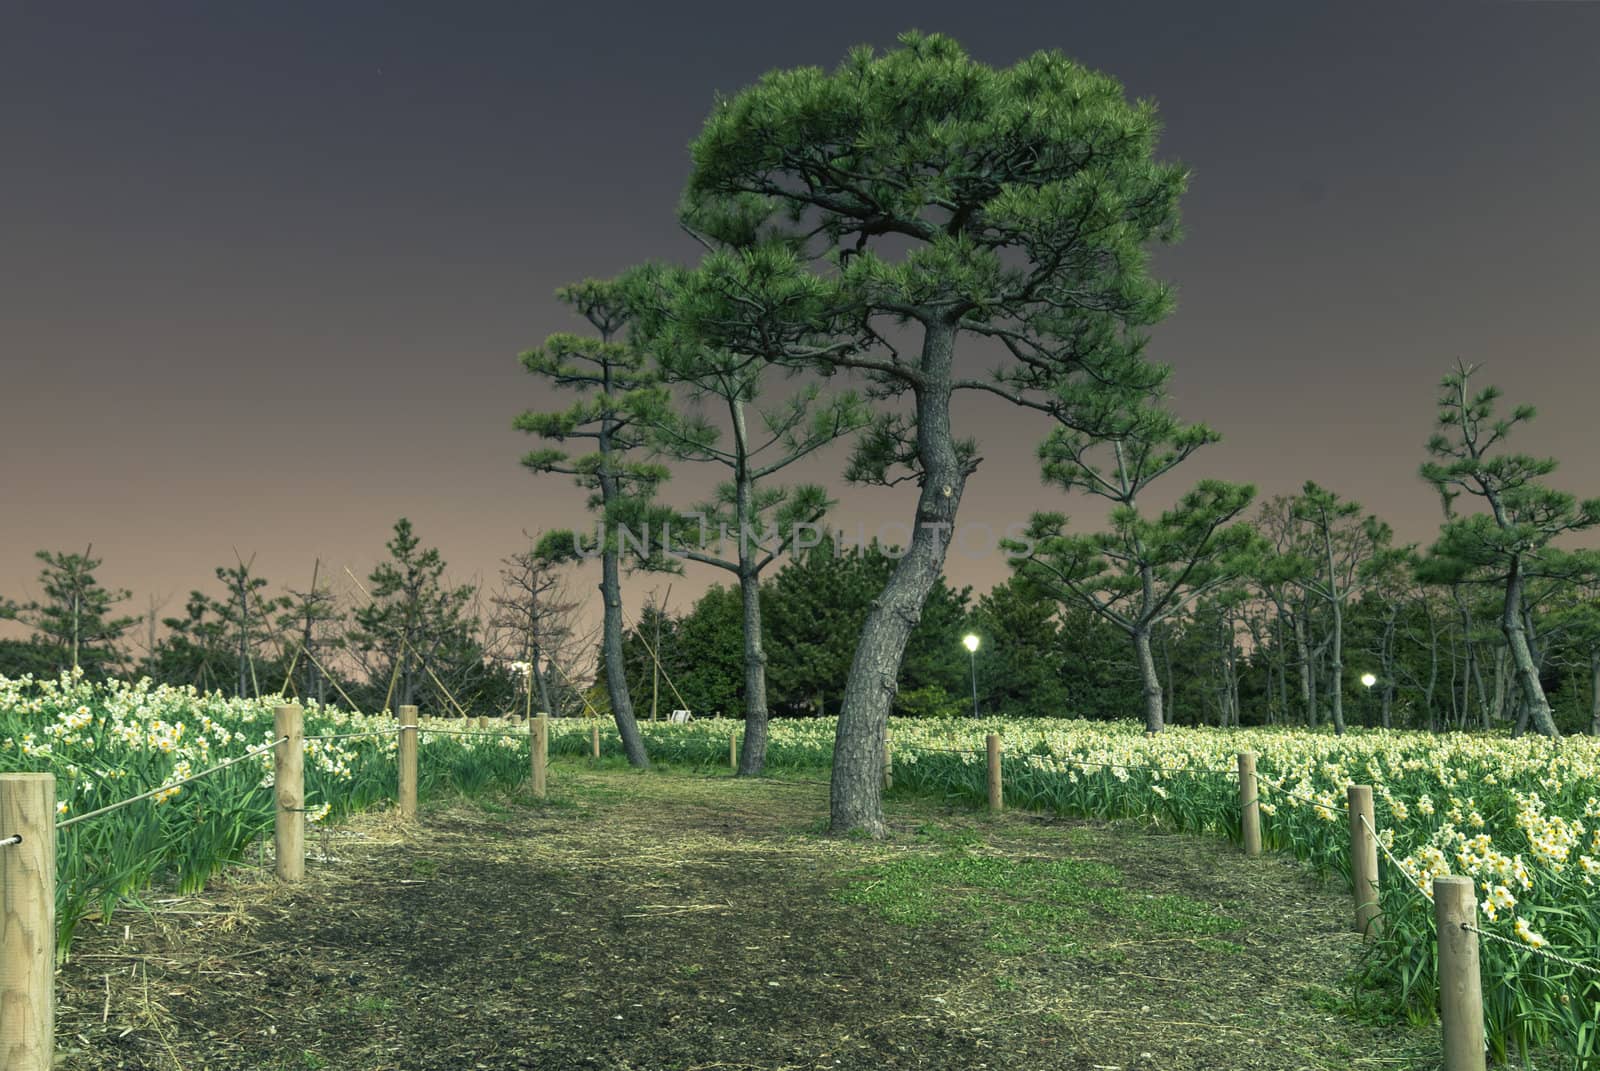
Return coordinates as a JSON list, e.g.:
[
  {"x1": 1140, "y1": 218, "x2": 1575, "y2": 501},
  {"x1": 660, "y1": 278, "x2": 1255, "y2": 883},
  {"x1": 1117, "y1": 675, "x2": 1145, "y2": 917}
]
[{"x1": 4, "y1": 1, "x2": 1598, "y2": 640}]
